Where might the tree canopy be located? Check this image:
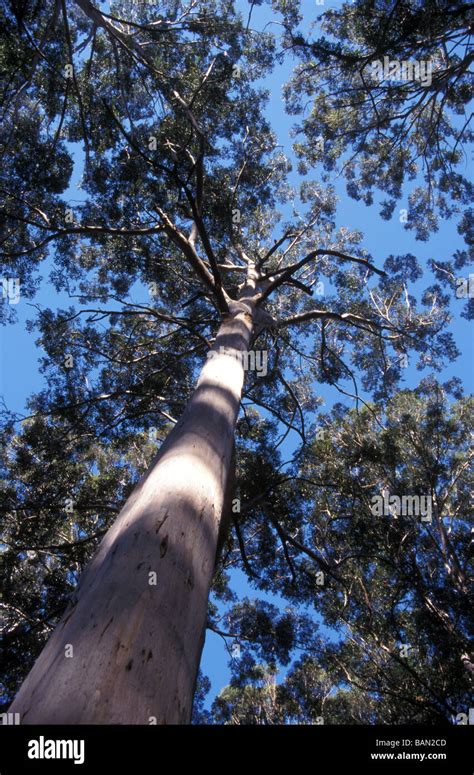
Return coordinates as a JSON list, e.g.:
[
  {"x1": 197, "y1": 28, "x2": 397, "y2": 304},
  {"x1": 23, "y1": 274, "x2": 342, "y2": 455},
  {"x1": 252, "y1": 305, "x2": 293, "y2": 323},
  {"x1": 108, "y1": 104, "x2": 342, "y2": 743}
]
[
  {"x1": 1, "y1": 0, "x2": 472, "y2": 724},
  {"x1": 198, "y1": 381, "x2": 472, "y2": 724},
  {"x1": 284, "y1": 0, "x2": 473, "y2": 241}
]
